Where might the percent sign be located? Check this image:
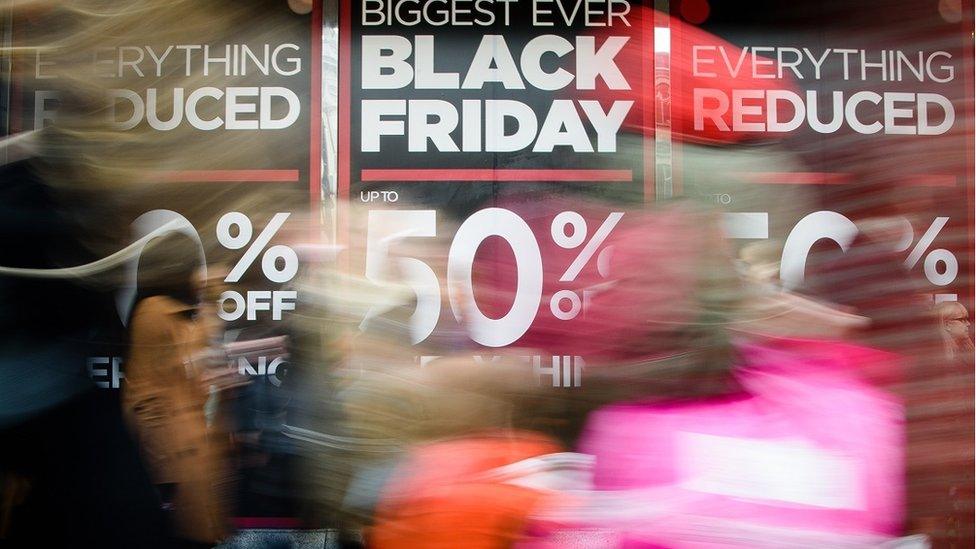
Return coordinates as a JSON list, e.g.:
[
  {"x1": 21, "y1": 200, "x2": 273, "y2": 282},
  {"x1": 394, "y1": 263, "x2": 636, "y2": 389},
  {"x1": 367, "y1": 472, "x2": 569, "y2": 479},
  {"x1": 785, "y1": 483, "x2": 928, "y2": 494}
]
[
  {"x1": 217, "y1": 212, "x2": 298, "y2": 283},
  {"x1": 549, "y1": 211, "x2": 624, "y2": 320},
  {"x1": 898, "y1": 216, "x2": 958, "y2": 287}
]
